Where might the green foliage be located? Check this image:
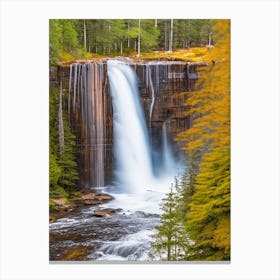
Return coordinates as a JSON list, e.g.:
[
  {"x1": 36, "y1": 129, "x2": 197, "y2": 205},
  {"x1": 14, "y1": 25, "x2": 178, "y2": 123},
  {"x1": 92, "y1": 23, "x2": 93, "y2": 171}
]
[
  {"x1": 49, "y1": 199, "x2": 56, "y2": 212},
  {"x1": 186, "y1": 148, "x2": 230, "y2": 260},
  {"x1": 49, "y1": 87, "x2": 79, "y2": 199},
  {"x1": 49, "y1": 152, "x2": 62, "y2": 189},
  {"x1": 150, "y1": 182, "x2": 190, "y2": 261},
  {"x1": 49, "y1": 20, "x2": 63, "y2": 60},
  {"x1": 49, "y1": 19, "x2": 215, "y2": 62},
  {"x1": 139, "y1": 20, "x2": 160, "y2": 51},
  {"x1": 173, "y1": 19, "x2": 213, "y2": 48},
  {"x1": 57, "y1": 119, "x2": 79, "y2": 192},
  {"x1": 49, "y1": 19, "x2": 84, "y2": 63}
]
